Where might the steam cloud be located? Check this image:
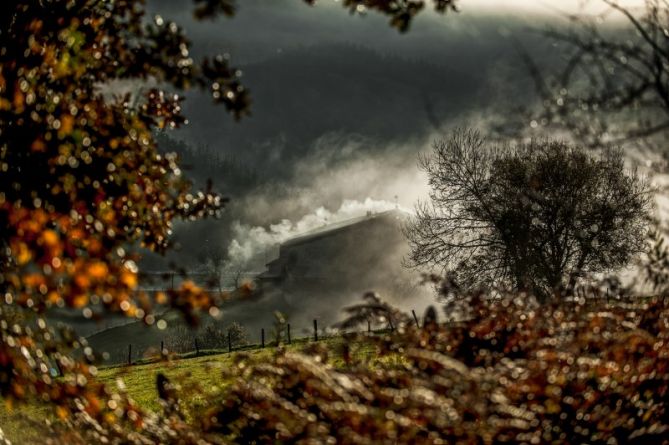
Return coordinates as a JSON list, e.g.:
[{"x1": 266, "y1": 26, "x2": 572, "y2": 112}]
[
  {"x1": 226, "y1": 197, "x2": 411, "y2": 274},
  {"x1": 219, "y1": 131, "x2": 437, "y2": 275}
]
